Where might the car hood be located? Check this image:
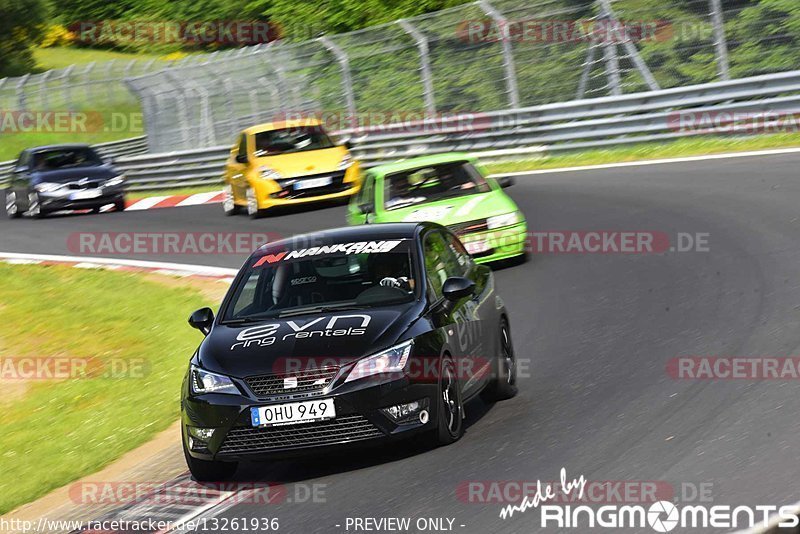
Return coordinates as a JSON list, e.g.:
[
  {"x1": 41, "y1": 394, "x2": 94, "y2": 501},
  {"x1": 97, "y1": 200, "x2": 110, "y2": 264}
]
[
  {"x1": 33, "y1": 165, "x2": 118, "y2": 183},
  {"x1": 197, "y1": 302, "x2": 423, "y2": 379},
  {"x1": 383, "y1": 188, "x2": 521, "y2": 226},
  {"x1": 254, "y1": 146, "x2": 348, "y2": 178}
]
